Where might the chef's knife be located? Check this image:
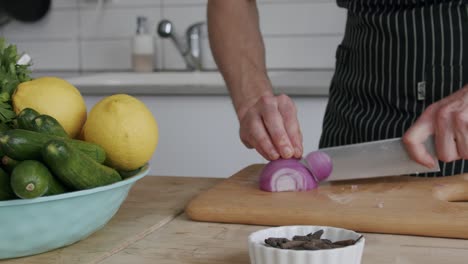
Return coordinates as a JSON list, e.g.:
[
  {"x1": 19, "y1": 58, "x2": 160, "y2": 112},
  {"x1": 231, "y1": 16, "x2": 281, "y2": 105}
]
[{"x1": 315, "y1": 137, "x2": 440, "y2": 182}]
